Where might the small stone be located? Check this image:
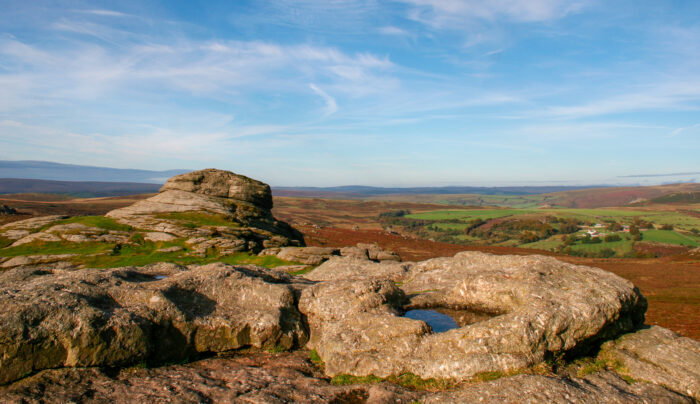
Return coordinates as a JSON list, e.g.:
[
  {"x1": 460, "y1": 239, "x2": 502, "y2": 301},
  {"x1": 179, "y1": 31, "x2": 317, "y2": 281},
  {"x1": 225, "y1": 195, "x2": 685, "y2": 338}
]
[{"x1": 143, "y1": 232, "x2": 177, "y2": 242}]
